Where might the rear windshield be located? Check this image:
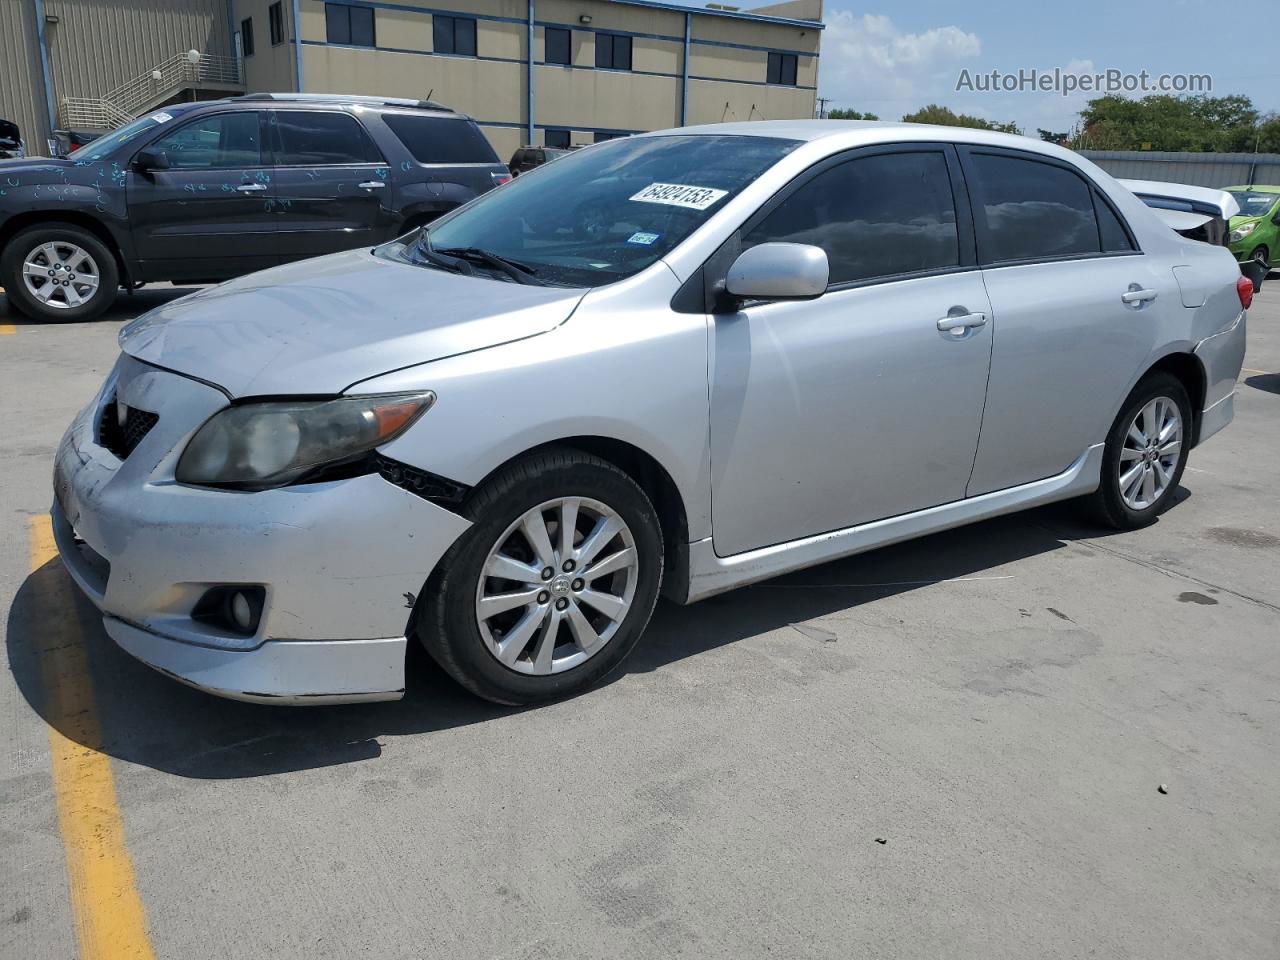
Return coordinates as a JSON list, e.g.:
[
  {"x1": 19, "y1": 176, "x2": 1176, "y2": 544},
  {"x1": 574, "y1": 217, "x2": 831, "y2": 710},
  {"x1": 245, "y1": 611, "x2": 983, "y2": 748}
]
[{"x1": 382, "y1": 114, "x2": 499, "y2": 164}]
